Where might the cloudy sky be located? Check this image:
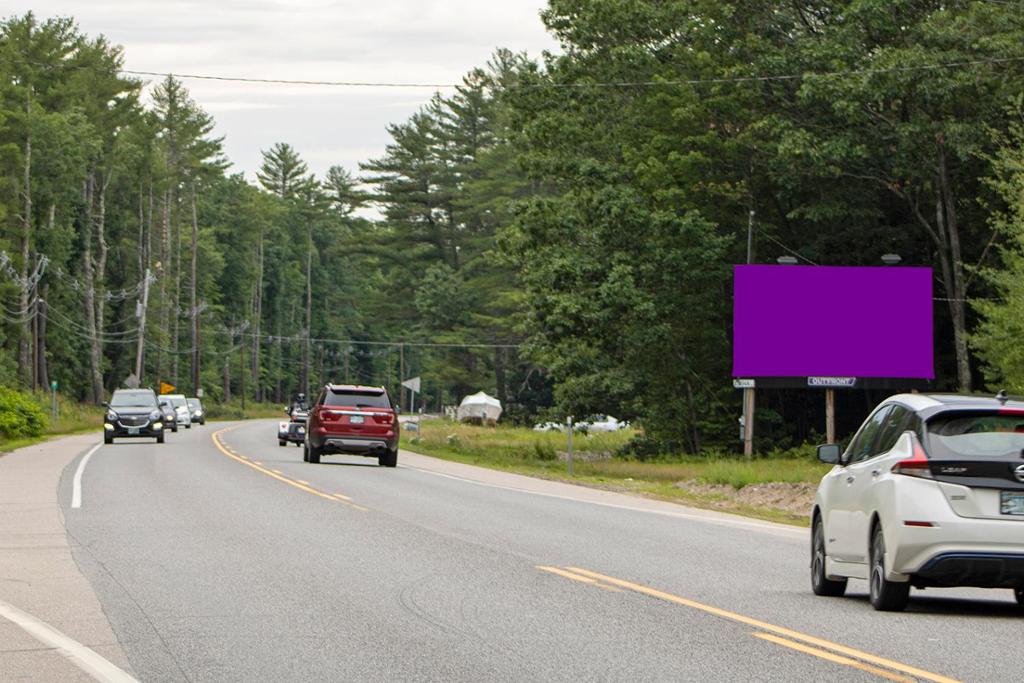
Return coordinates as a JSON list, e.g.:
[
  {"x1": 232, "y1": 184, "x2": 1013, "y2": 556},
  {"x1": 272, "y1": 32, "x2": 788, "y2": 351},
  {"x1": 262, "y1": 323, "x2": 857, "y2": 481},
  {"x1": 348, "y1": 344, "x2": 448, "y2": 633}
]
[{"x1": 25, "y1": 1, "x2": 559, "y2": 181}]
